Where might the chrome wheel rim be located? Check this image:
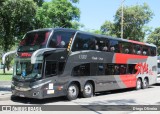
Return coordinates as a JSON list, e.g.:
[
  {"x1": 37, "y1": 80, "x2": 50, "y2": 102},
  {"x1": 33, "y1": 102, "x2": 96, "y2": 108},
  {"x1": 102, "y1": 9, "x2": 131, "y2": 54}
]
[
  {"x1": 84, "y1": 84, "x2": 92, "y2": 95},
  {"x1": 143, "y1": 79, "x2": 147, "y2": 87},
  {"x1": 68, "y1": 86, "x2": 77, "y2": 97},
  {"x1": 137, "y1": 79, "x2": 141, "y2": 89}
]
